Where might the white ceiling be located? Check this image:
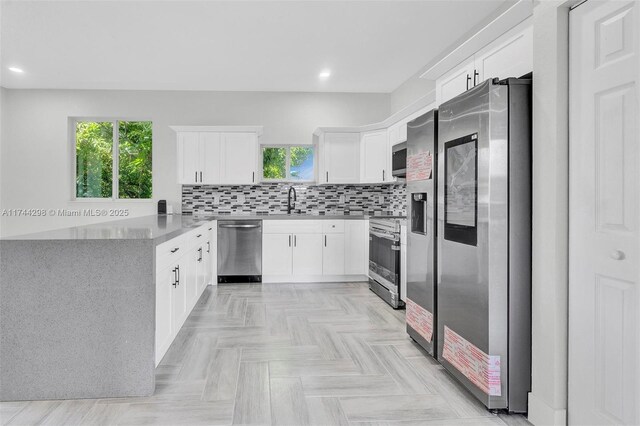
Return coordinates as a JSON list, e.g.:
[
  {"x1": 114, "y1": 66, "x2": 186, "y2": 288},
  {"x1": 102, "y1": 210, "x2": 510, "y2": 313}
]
[{"x1": 1, "y1": 0, "x2": 513, "y2": 92}]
